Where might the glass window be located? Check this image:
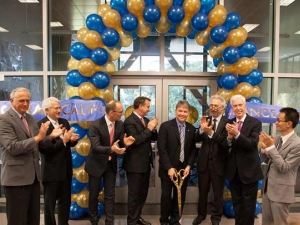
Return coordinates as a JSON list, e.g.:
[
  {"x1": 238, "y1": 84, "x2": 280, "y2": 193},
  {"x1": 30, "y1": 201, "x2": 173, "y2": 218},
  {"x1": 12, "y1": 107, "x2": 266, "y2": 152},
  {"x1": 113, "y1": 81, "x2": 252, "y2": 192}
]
[
  {"x1": 0, "y1": 1, "x2": 43, "y2": 71},
  {"x1": 49, "y1": 76, "x2": 68, "y2": 100}
]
